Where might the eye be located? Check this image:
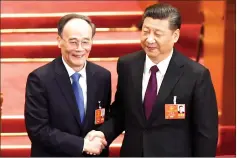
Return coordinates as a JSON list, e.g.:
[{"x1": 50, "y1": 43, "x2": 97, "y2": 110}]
[
  {"x1": 70, "y1": 41, "x2": 77, "y2": 44},
  {"x1": 82, "y1": 41, "x2": 89, "y2": 44},
  {"x1": 142, "y1": 31, "x2": 149, "y2": 36},
  {"x1": 154, "y1": 33, "x2": 161, "y2": 37}
]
